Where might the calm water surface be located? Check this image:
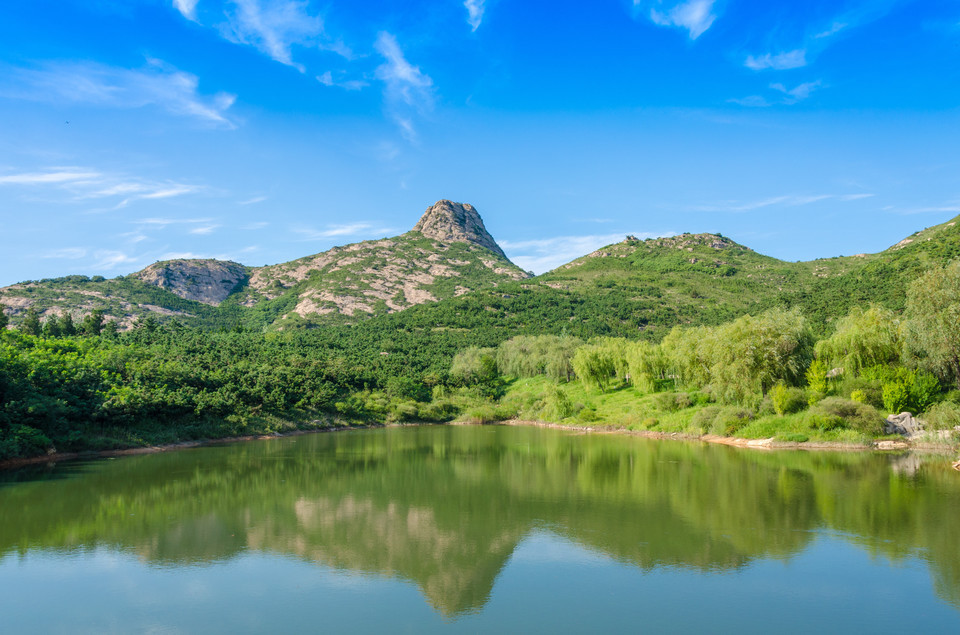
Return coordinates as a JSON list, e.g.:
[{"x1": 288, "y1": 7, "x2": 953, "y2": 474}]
[{"x1": 2, "y1": 425, "x2": 959, "y2": 632}]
